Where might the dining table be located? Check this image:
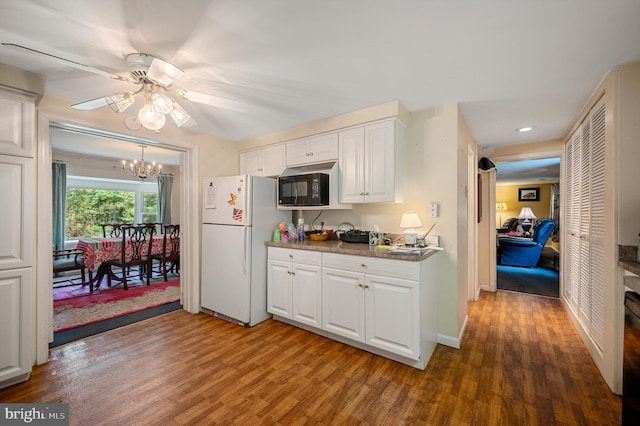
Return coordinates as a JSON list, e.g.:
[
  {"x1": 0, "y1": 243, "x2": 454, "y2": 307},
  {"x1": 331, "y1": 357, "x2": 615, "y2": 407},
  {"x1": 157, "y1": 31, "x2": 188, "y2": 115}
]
[{"x1": 75, "y1": 235, "x2": 166, "y2": 292}]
